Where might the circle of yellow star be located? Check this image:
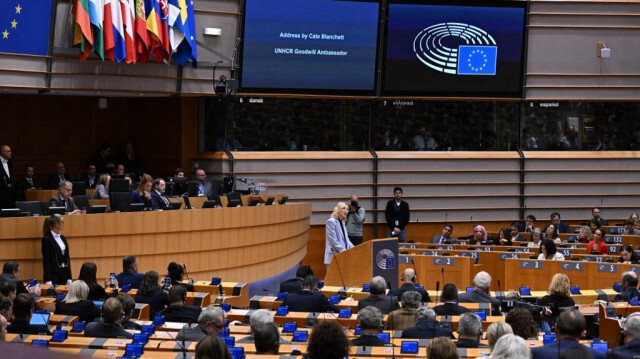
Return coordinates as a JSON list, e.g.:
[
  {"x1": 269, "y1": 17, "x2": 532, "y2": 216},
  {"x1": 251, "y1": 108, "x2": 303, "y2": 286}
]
[
  {"x1": 11, "y1": 19, "x2": 18, "y2": 29},
  {"x1": 2, "y1": 30, "x2": 8, "y2": 39},
  {"x1": 15, "y1": 5, "x2": 22, "y2": 14}
]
